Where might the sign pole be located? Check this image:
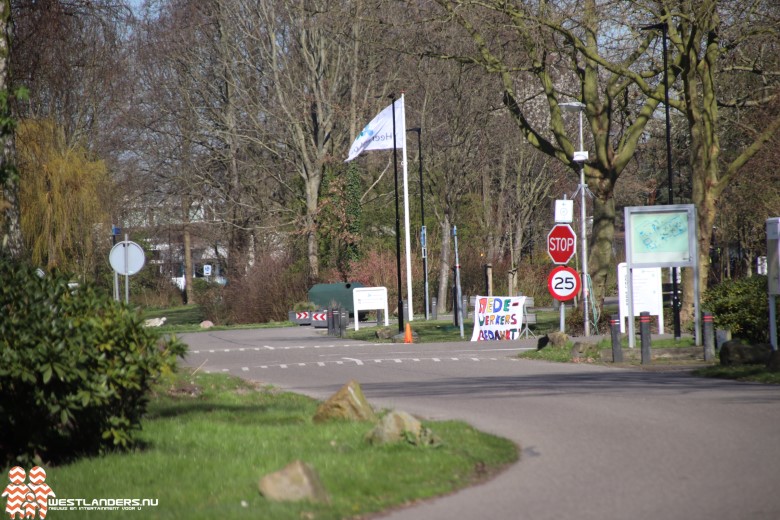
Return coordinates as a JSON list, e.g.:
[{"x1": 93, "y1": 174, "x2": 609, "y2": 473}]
[
  {"x1": 124, "y1": 234, "x2": 130, "y2": 304},
  {"x1": 560, "y1": 302, "x2": 565, "y2": 332}
]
